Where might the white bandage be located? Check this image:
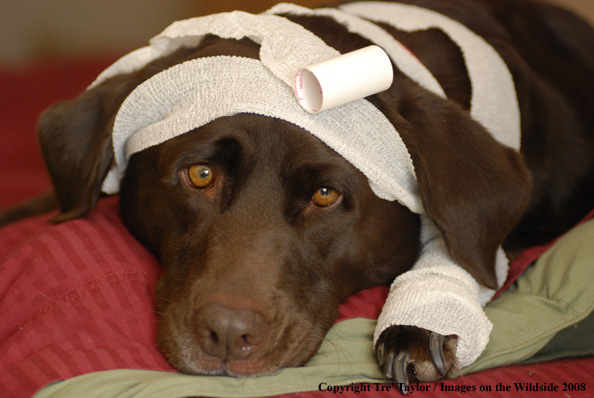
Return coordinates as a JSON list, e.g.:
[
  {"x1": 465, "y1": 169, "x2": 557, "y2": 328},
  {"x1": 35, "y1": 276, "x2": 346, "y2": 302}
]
[
  {"x1": 102, "y1": 56, "x2": 419, "y2": 215},
  {"x1": 375, "y1": 215, "x2": 509, "y2": 367},
  {"x1": 339, "y1": 2, "x2": 521, "y2": 149},
  {"x1": 94, "y1": 2, "x2": 519, "y2": 368}
]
